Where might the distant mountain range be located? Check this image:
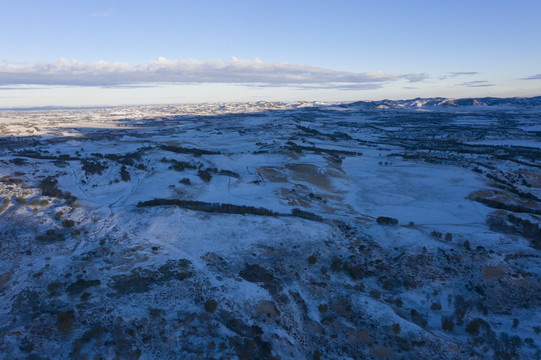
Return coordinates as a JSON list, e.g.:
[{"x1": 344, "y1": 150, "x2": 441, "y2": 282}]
[
  {"x1": 2, "y1": 96, "x2": 541, "y2": 112},
  {"x1": 345, "y1": 96, "x2": 541, "y2": 110}
]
